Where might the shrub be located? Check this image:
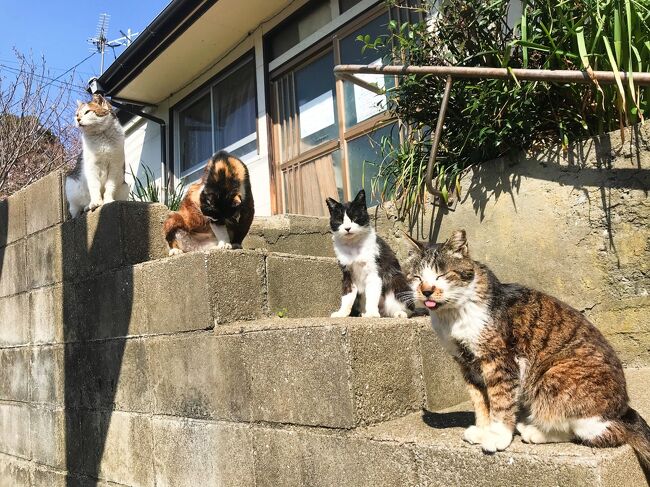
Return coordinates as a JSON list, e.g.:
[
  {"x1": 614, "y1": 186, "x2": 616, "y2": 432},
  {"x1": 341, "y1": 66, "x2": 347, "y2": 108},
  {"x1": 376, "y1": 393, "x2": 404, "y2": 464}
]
[
  {"x1": 364, "y1": 0, "x2": 650, "y2": 218},
  {"x1": 129, "y1": 164, "x2": 186, "y2": 211}
]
